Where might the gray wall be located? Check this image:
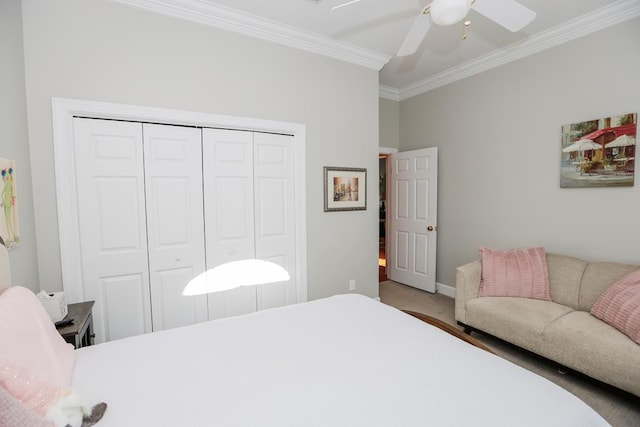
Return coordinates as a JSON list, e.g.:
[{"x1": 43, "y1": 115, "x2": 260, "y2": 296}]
[
  {"x1": 0, "y1": 0, "x2": 39, "y2": 292},
  {"x1": 379, "y1": 97, "x2": 400, "y2": 149},
  {"x1": 399, "y1": 18, "x2": 640, "y2": 287},
  {"x1": 21, "y1": 0, "x2": 380, "y2": 299}
]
